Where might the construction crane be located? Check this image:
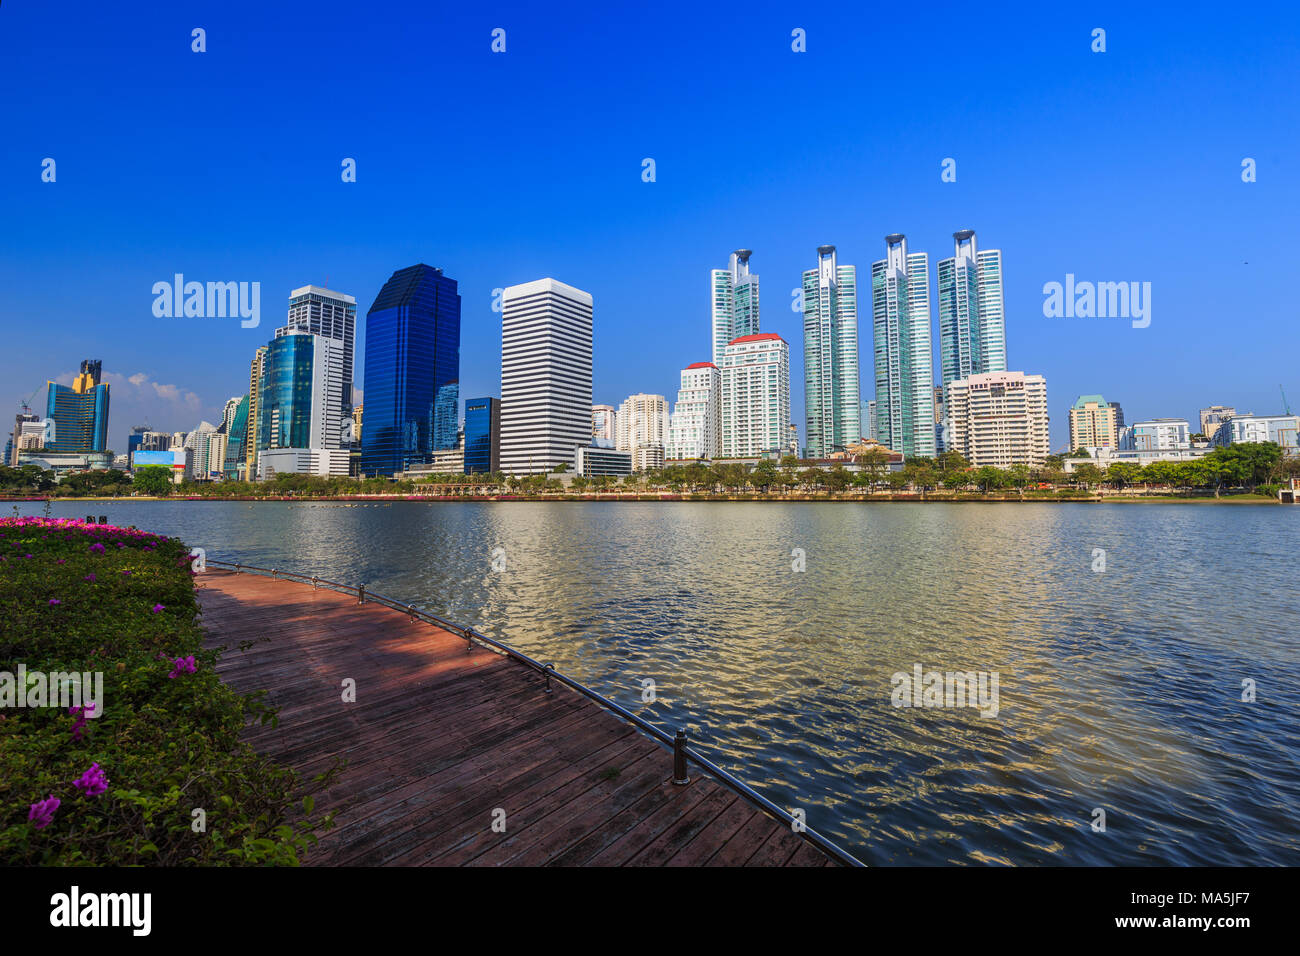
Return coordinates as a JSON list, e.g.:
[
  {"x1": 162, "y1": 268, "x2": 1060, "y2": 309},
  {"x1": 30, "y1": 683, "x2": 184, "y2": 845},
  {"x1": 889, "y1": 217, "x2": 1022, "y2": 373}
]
[
  {"x1": 1282, "y1": 385, "x2": 1292, "y2": 416},
  {"x1": 17, "y1": 384, "x2": 44, "y2": 415}
]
